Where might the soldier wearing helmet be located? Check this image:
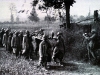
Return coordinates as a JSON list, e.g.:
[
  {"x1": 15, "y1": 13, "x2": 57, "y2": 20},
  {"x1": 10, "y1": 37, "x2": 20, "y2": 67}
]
[
  {"x1": 18, "y1": 30, "x2": 23, "y2": 56},
  {"x1": 52, "y1": 32, "x2": 65, "y2": 66},
  {"x1": 2, "y1": 28, "x2": 9, "y2": 50},
  {"x1": 11, "y1": 31, "x2": 20, "y2": 57},
  {"x1": 39, "y1": 34, "x2": 52, "y2": 69},
  {"x1": 7, "y1": 32, "x2": 13, "y2": 53},
  {"x1": 89, "y1": 29, "x2": 98, "y2": 60},
  {"x1": 0, "y1": 28, "x2": 5, "y2": 46},
  {"x1": 22, "y1": 30, "x2": 33, "y2": 59}
]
